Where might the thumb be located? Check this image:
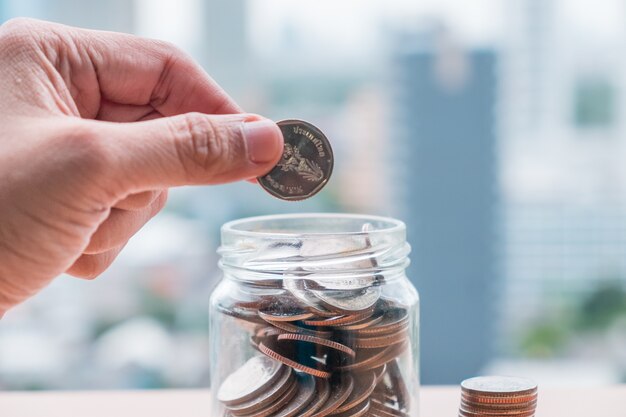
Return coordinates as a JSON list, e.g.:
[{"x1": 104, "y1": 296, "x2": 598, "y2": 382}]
[{"x1": 96, "y1": 113, "x2": 283, "y2": 191}]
